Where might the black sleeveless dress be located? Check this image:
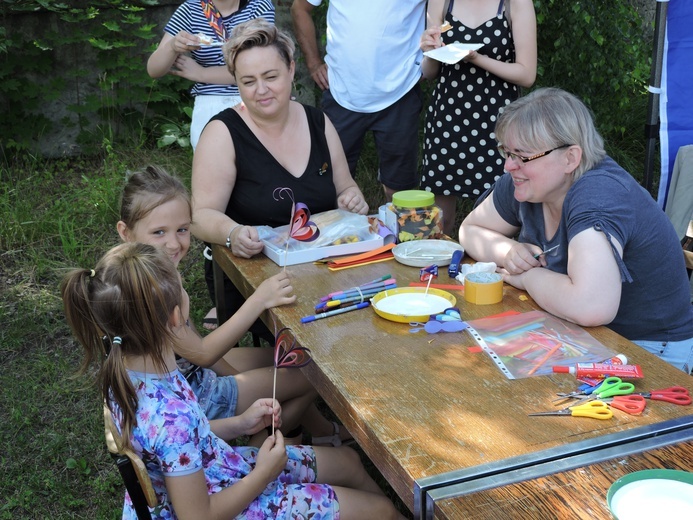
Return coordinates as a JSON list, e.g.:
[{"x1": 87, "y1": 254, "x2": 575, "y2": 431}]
[{"x1": 421, "y1": 0, "x2": 518, "y2": 199}]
